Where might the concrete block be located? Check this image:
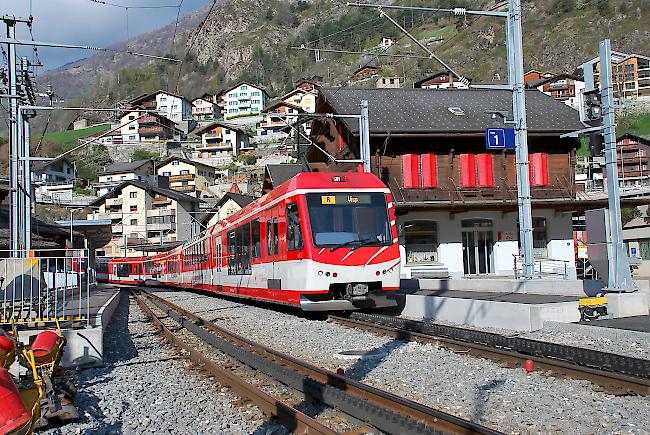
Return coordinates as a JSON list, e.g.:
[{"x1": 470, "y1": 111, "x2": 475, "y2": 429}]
[
  {"x1": 401, "y1": 294, "x2": 580, "y2": 332},
  {"x1": 606, "y1": 292, "x2": 649, "y2": 318}
]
